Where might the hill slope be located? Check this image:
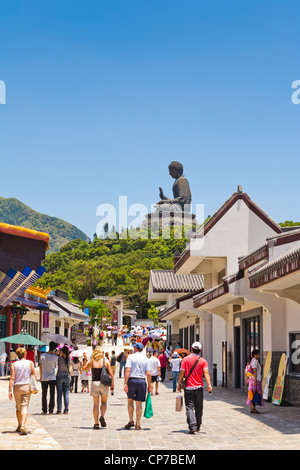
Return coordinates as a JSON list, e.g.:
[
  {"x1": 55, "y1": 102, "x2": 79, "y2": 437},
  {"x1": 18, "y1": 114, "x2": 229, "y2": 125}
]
[{"x1": 0, "y1": 197, "x2": 90, "y2": 253}]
